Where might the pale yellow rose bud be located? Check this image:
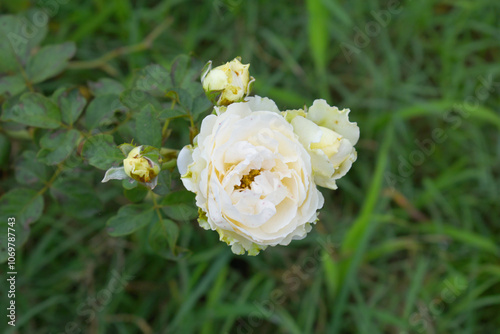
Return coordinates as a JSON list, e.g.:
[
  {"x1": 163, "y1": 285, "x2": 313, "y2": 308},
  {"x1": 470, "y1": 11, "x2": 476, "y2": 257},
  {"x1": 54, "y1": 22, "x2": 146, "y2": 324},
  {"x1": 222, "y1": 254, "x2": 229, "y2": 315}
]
[
  {"x1": 123, "y1": 146, "x2": 160, "y2": 183},
  {"x1": 201, "y1": 57, "x2": 254, "y2": 106}
]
